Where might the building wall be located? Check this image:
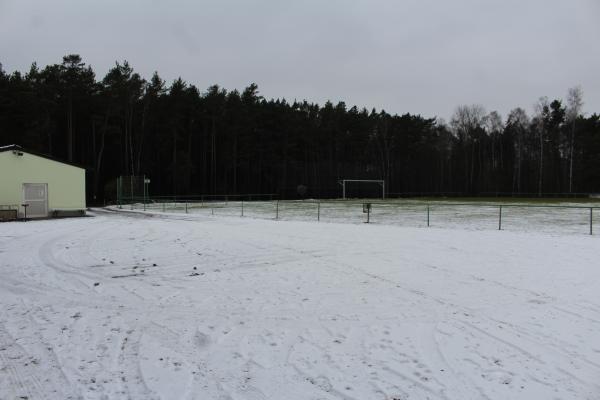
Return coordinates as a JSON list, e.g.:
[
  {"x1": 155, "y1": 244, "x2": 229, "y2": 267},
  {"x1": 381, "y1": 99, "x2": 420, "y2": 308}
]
[{"x1": 0, "y1": 151, "x2": 86, "y2": 217}]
